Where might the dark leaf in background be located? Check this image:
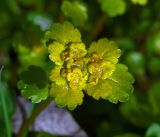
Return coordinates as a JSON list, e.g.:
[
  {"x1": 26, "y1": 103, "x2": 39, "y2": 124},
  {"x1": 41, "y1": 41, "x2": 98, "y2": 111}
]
[
  {"x1": 125, "y1": 52, "x2": 146, "y2": 76},
  {"x1": 17, "y1": 66, "x2": 48, "y2": 103},
  {"x1": 148, "y1": 83, "x2": 160, "y2": 118},
  {"x1": 147, "y1": 32, "x2": 160, "y2": 57},
  {"x1": 148, "y1": 57, "x2": 160, "y2": 76},
  {"x1": 120, "y1": 92, "x2": 153, "y2": 128},
  {"x1": 19, "y1": 65, "x2": 47, "y2": 89}
]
